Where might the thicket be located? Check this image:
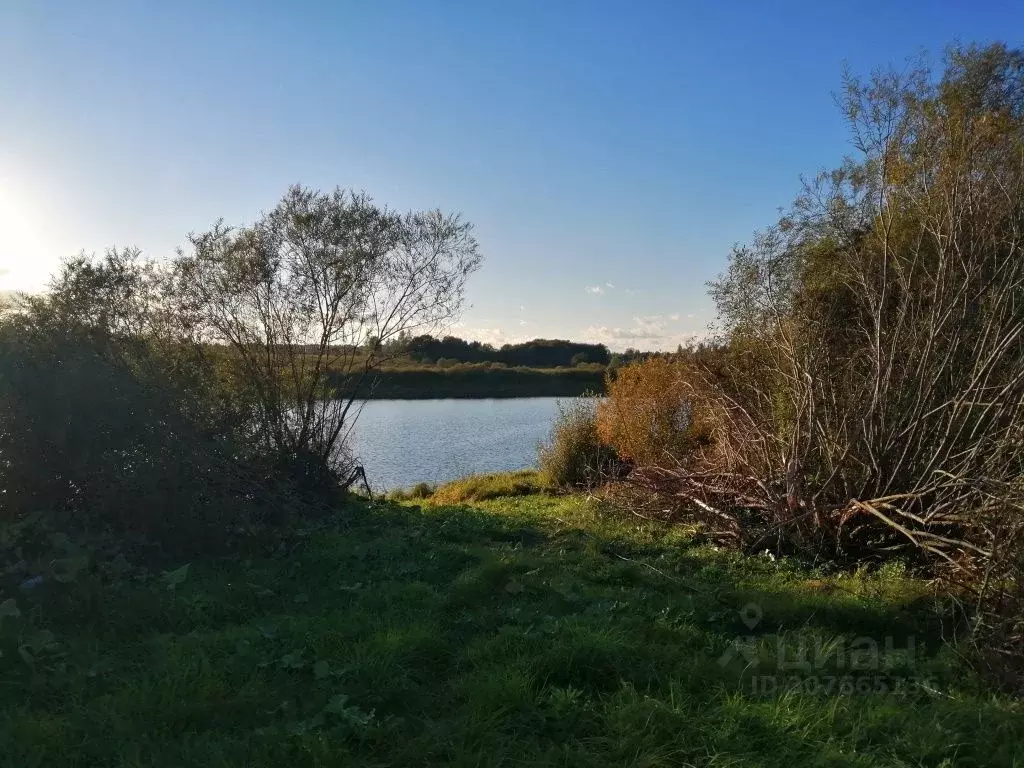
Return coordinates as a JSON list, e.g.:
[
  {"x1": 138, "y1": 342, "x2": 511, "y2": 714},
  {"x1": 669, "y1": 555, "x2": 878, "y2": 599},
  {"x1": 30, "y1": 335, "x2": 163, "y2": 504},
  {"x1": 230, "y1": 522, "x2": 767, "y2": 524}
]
[
  {"x1": 539, "y1": 398, "x2": 624, "y2": 489},
  {"x1": 547, "y1": 44, "x2": 1024, "y2": 689},
  {"x1": 0, "y1": 186, "x2": 480, "y2": 555}
]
